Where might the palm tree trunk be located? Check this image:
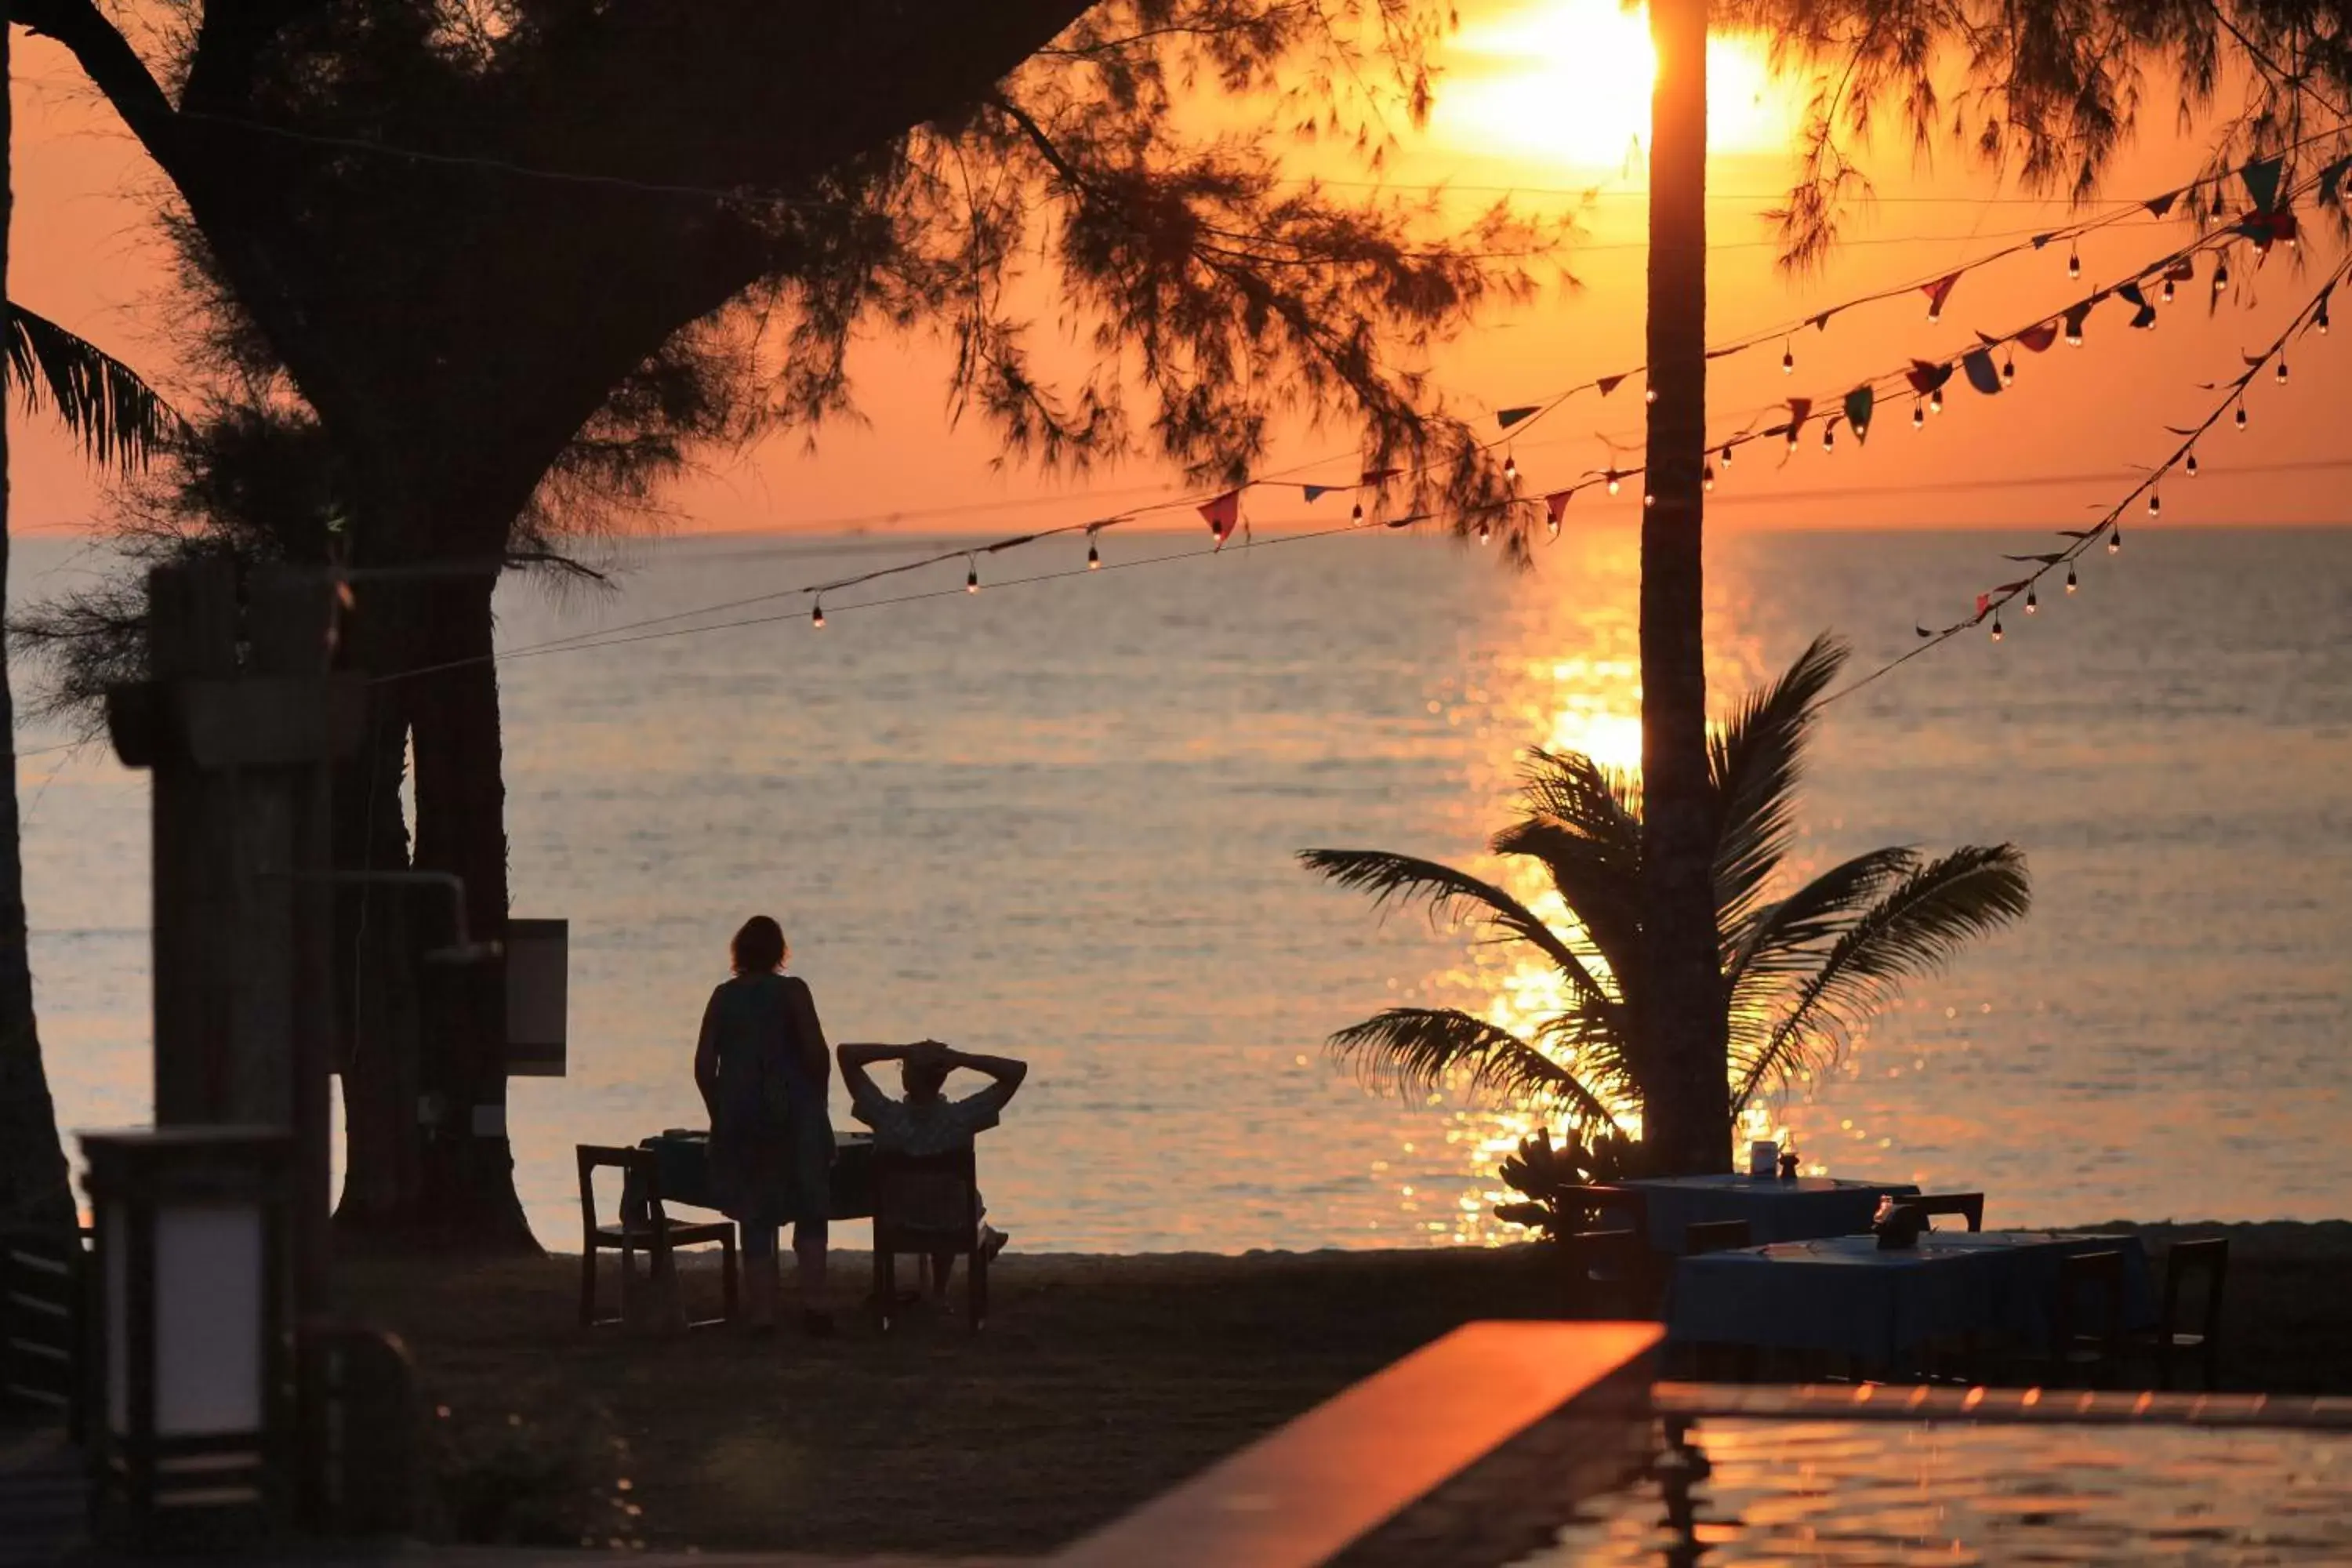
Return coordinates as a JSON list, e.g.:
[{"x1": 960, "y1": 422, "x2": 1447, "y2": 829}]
[
  {"x1": 0, "y1": 20, "x2": 74, "y2": 1234},
  {"x1": 1640, "y1": 0, "x2": 1732, "y2": 1173}
]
